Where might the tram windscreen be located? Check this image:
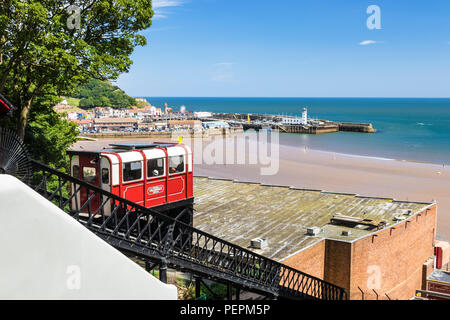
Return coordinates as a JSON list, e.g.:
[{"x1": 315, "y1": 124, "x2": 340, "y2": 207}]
[{"x1": 82, "y1": 167, "x2": 97, "y2": 183}]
